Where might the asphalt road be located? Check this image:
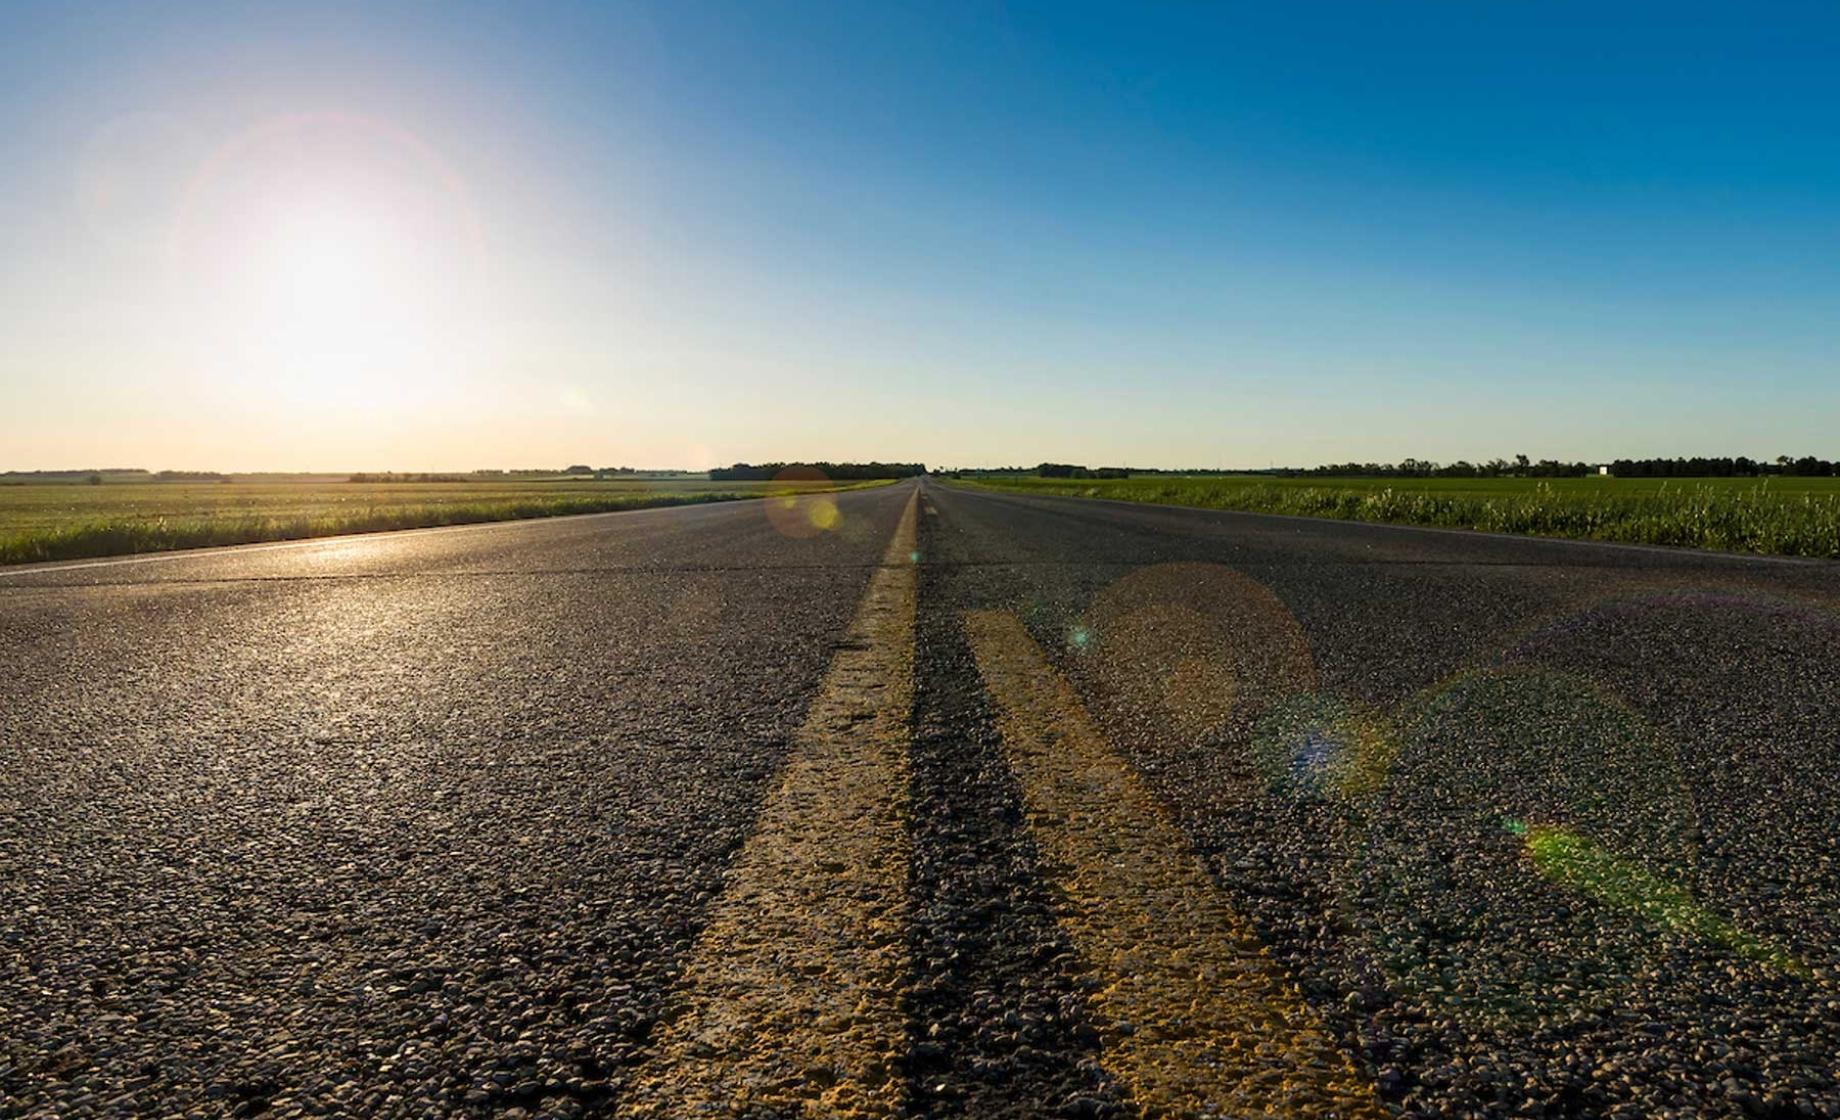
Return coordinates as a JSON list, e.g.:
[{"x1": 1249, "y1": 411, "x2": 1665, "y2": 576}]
[{"x1": 4, "y1": 477, "x2": 1838, "y2": 1118}]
